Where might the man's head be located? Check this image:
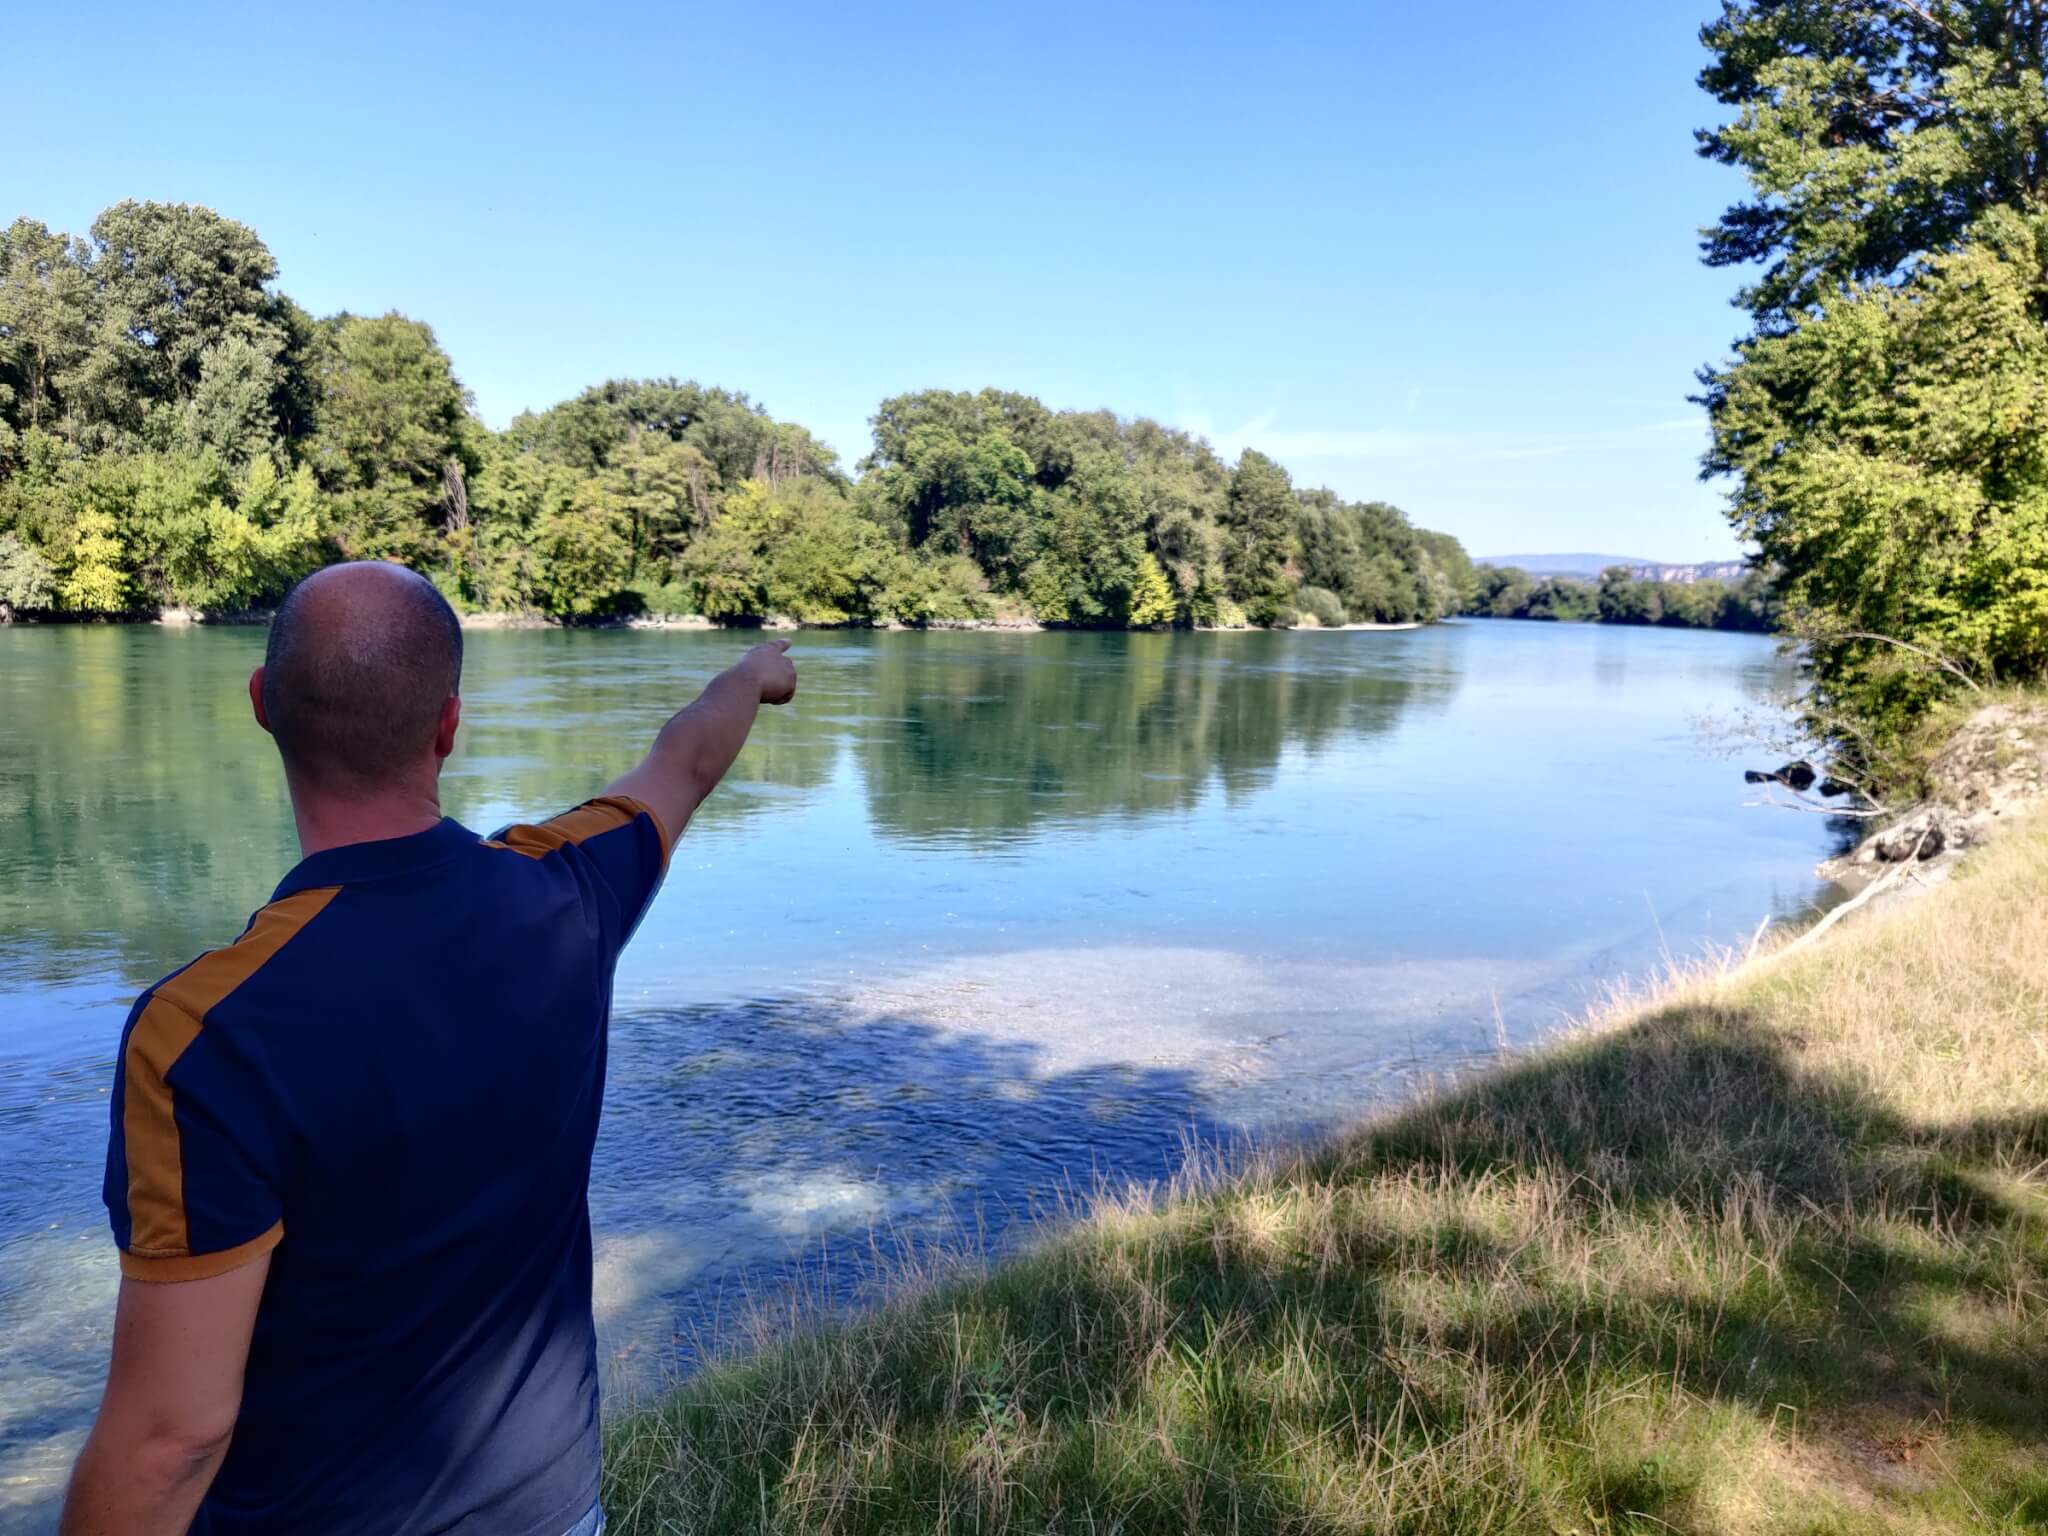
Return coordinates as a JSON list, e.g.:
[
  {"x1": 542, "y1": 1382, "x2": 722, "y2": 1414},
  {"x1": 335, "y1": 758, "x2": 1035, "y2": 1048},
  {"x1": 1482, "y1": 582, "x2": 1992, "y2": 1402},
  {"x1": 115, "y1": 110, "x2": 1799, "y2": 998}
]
[{"x1": 252, "y1": 562, "x2": 463, "y2": 799}]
